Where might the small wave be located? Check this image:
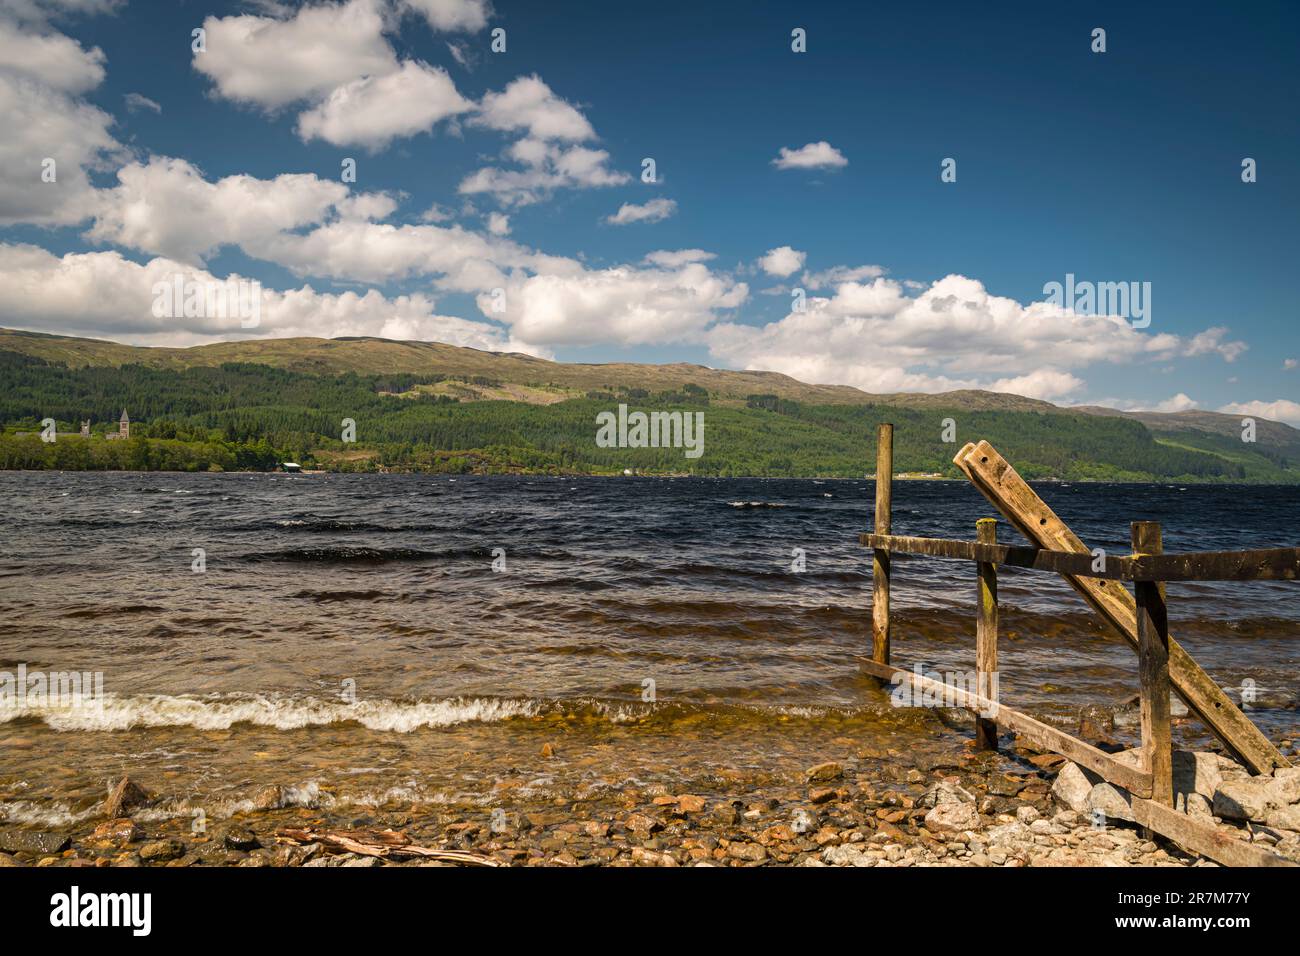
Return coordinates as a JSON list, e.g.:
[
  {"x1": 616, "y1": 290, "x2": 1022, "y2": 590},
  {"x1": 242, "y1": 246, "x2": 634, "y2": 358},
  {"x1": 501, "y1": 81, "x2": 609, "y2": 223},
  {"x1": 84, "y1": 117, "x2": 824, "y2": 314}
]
[
  {"x1": 0, "y1": 693, "x2": 541, "y2": 732},
  {"x1": 251, "y1": 547, "x2": 439, "y2": 564},
  {"x1": 728, "y1": 501, "x2": 787, "y2": 509}
]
